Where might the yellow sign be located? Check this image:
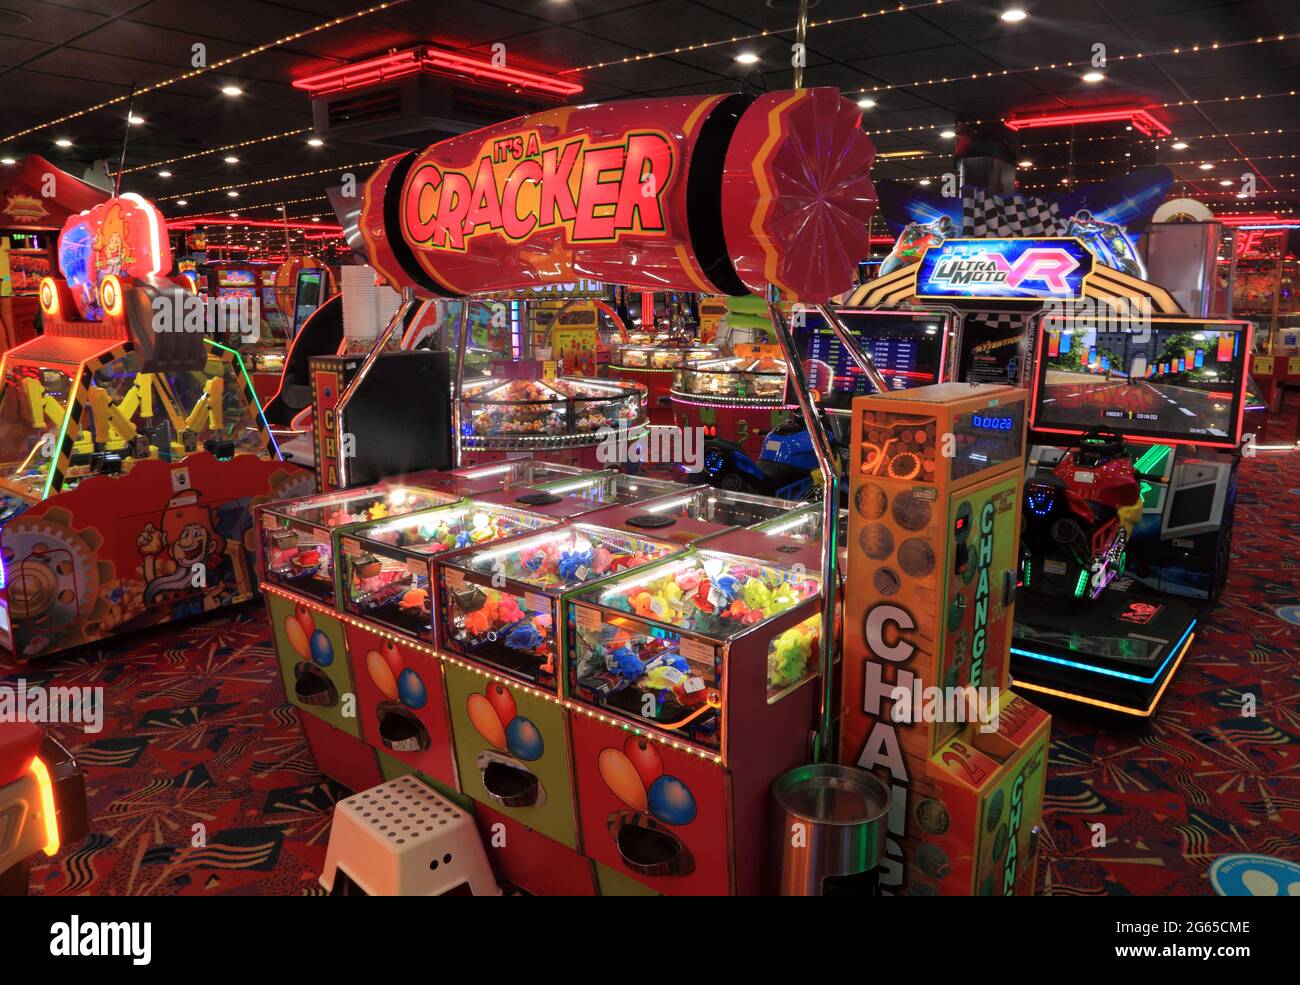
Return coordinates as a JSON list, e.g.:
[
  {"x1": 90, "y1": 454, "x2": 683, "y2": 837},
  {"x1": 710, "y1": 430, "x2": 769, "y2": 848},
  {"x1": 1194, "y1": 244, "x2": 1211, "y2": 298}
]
[
  {"x1": 1253, "y1": 355, "x2": 1275, "y2": 375},
  {"x1": 1288, "y1": 357, "x2": 1300, "y2": 376}
]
